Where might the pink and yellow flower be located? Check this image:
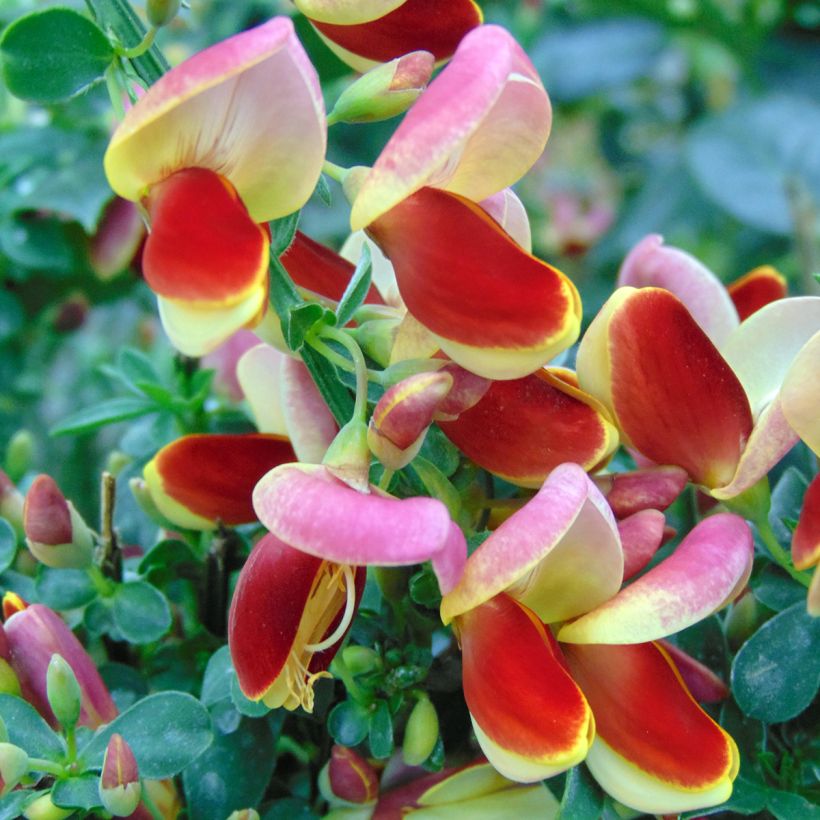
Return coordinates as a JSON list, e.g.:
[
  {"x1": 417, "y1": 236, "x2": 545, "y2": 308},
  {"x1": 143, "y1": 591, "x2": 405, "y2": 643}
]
[
  {"x1": 439, "y1": 463, "x2": 751, "y2": 814},
  {"x1": 104, "y1": 17, "x2": 326, "y2": 355}
]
